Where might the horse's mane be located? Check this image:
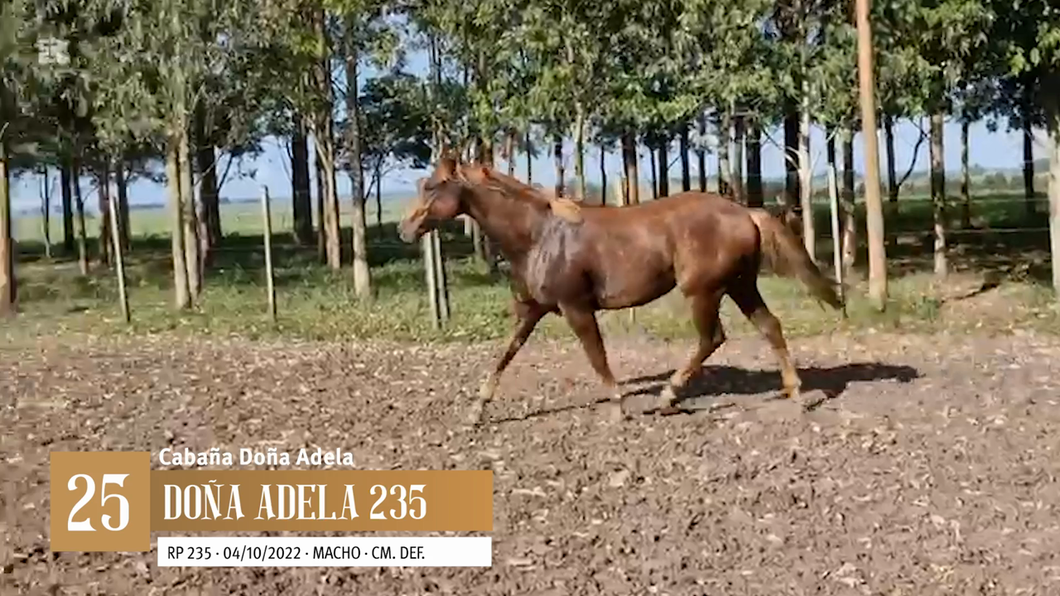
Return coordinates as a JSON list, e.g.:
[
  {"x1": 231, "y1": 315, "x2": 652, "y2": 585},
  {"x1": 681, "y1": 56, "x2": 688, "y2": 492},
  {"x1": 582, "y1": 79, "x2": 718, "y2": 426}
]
[{"x1": 467, "y1": 165, "x2": 584, "y2": 223}]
